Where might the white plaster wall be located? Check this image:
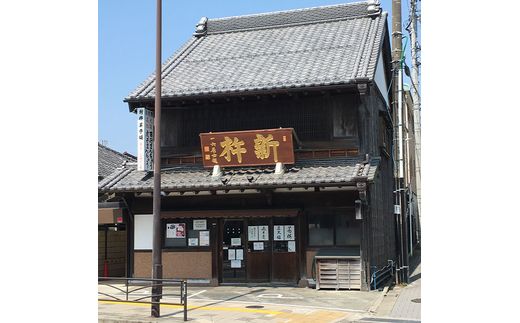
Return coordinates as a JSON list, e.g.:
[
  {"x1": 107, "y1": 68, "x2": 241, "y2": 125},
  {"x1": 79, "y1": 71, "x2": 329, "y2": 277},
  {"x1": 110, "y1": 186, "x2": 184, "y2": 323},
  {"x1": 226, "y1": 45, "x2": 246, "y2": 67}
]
[
  {"x1": 134, "y1": 214, "x2": 153, "y2": 250},
  {"x1": 374, "y1": 51, "x2": 389, "y2": 107}
]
